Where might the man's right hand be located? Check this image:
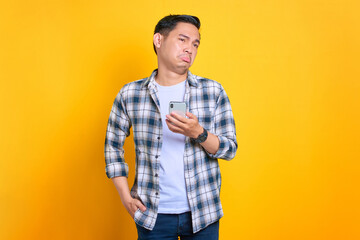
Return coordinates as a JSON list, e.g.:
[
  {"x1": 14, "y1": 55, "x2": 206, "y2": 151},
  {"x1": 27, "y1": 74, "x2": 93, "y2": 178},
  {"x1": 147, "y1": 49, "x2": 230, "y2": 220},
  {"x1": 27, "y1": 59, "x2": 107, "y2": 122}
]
[
  {"x1": 111, "y1": 176, "x2": 147, "y2": 219},
  {"x1": 124, "y1": 197, "x2": 147, "y2": 219}
]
